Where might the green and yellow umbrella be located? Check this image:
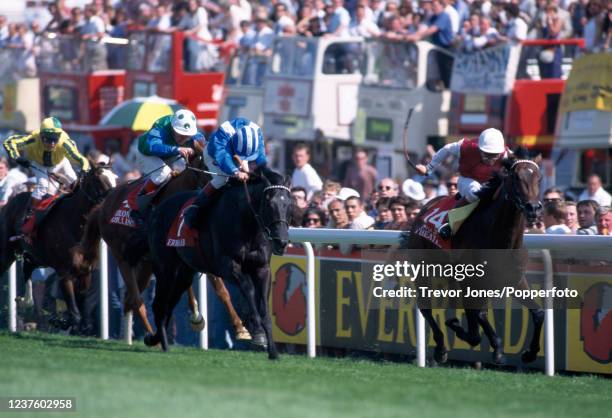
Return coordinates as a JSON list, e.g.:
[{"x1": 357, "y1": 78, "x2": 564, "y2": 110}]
[{"x1": 99, "y1": 96, "x2": 185, "y2": 131}]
